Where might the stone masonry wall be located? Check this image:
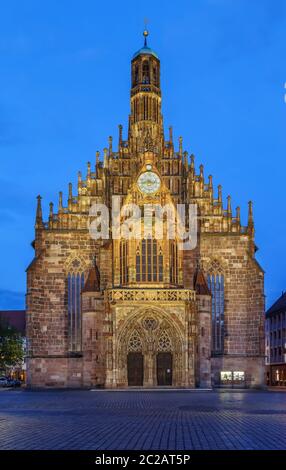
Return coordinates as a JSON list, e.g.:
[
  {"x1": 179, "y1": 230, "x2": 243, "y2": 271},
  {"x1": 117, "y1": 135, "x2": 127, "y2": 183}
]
[
  {"x1": 26, "y1": 229, "x2": 112, "y2": 387},
  {"x1": 200, "y1": 232, "x2": 265, "y2": 387}
]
